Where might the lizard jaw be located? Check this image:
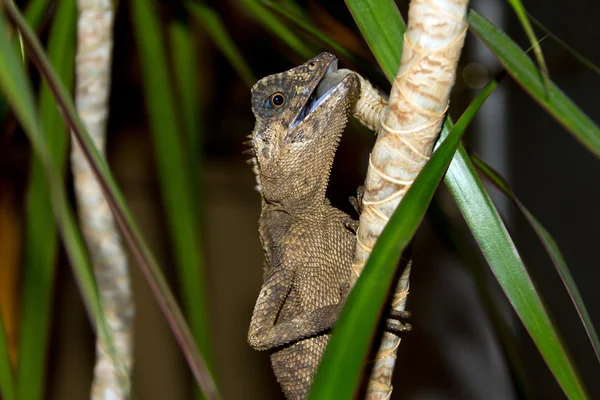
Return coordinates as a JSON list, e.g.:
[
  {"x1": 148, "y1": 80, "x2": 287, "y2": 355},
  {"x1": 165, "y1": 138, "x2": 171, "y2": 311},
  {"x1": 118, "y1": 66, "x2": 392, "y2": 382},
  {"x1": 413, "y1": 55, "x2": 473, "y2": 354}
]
[{"x1": 290, "y1": 59, "x2": 344, "y2": 128}]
